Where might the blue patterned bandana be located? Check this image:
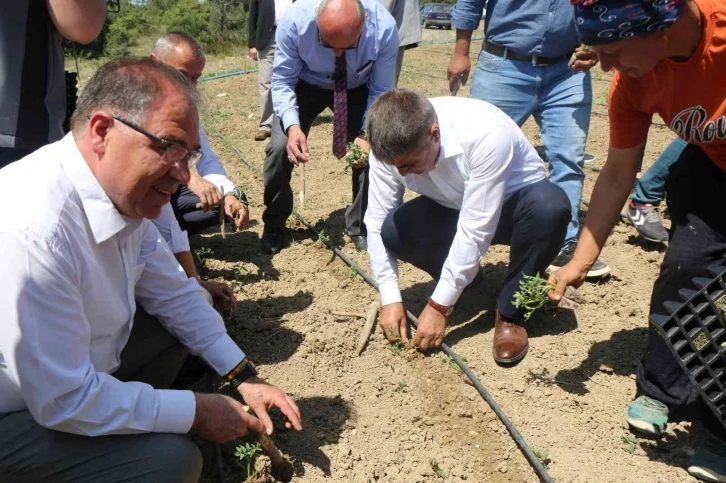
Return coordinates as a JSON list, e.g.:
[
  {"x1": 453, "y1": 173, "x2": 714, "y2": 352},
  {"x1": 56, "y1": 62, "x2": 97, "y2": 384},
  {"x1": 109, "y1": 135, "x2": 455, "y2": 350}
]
[{"x1": 572, "y1": 0, "x2": 684, "y2": 46}]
